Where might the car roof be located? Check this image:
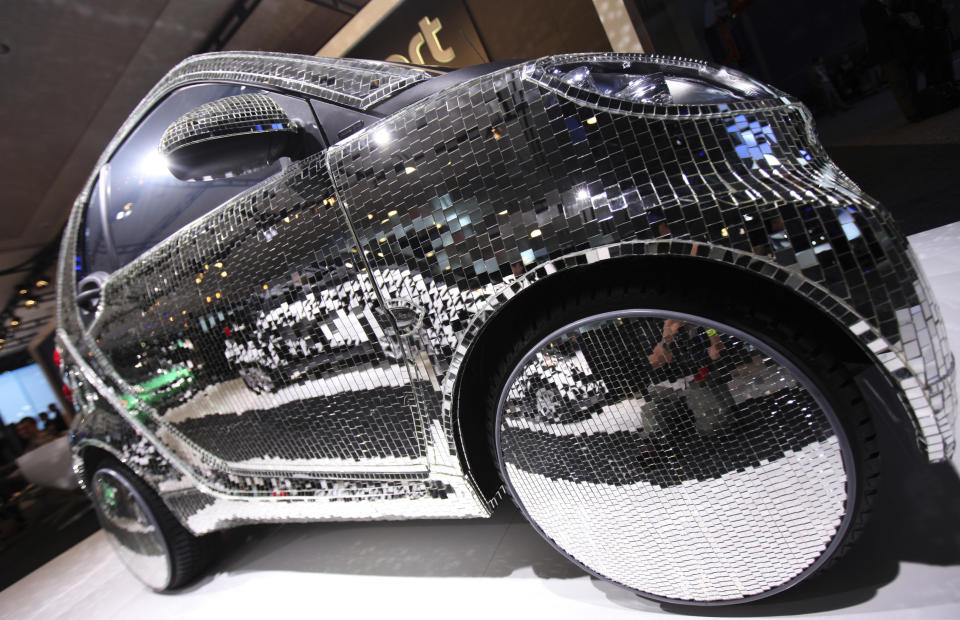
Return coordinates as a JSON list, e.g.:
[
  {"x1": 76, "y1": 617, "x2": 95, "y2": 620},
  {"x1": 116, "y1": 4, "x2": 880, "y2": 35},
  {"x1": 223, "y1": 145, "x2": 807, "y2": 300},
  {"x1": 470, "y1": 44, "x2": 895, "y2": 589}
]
[{"x1": 167, "y1": 51, "x2": 435, "y2": 110}]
